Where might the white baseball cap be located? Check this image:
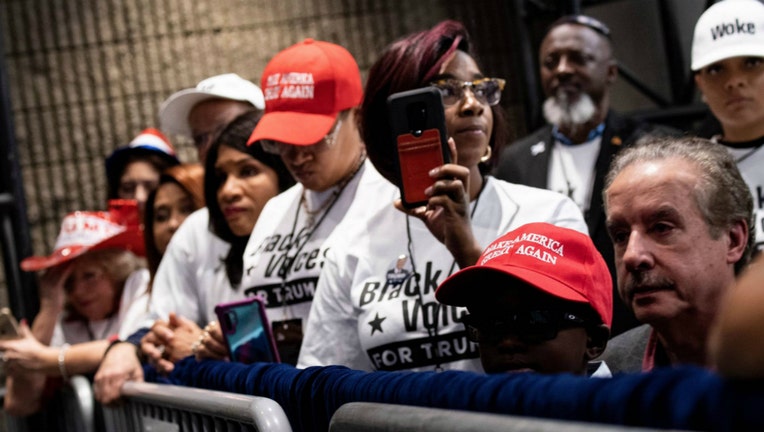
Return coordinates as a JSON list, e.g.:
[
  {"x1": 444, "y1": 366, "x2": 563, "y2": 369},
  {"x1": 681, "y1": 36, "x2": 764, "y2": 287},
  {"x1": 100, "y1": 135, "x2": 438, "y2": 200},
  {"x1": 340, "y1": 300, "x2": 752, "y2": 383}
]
[
  {"x1": 159, "y1": 73, "x2": 266, "y2": 138},
  {"x1": 691, "y1": 0, "x2": 764, "y2": 71}
]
